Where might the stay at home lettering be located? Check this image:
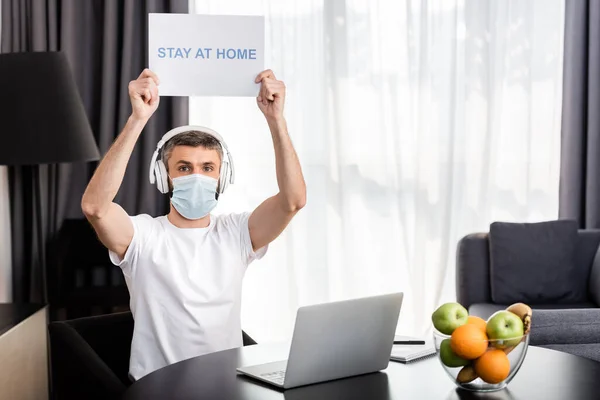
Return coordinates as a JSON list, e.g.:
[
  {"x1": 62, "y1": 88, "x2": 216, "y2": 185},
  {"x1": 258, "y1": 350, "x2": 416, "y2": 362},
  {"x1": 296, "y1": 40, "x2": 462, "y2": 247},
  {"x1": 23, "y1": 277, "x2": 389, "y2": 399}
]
[{"x1": 157, "y1": 47, "x2": 257, "y2": 60}]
